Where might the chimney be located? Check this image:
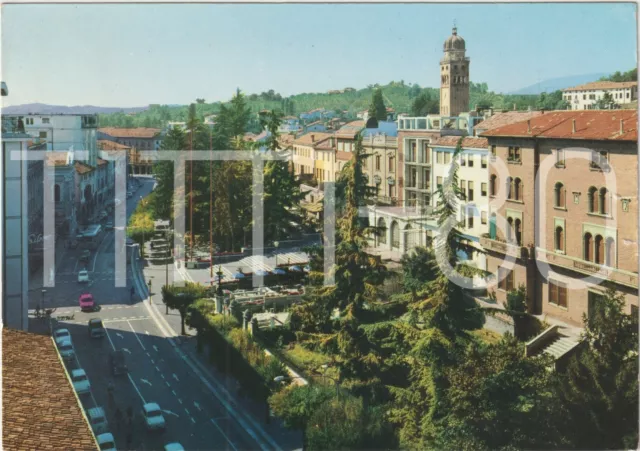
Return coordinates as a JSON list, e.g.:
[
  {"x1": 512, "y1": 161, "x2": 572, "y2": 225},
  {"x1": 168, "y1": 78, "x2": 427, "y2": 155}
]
[
  {"x1": 620, "y1": 119, "x2": 624, "y2": 134},
  {"x1": 527, "y1": 120, "x2": 531, "y2": 133},
  {"x1": 311, "y1": 134, "x2": 315, "y2": 143},
  {"x1": 572, "y1": 119, "x2": 576, "y2": 134}
]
